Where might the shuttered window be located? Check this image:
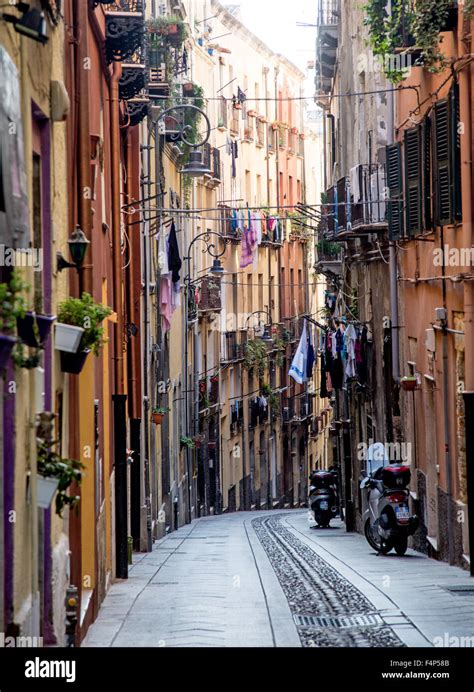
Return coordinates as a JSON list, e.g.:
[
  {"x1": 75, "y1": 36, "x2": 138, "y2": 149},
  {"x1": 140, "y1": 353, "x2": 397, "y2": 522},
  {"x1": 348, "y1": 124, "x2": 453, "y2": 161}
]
[
  {"x1": 433, "y1": 85, "x2": 462, "y2": 226},
  {"x1": 422, "y1": 118, "x2": 432, "y2": 230},
  {"x1": 386, "y1": 142, "x2": 404, "y2": 240},
  {"x1": 404, "y1": 126, "x2": 422, "y2": 236}
]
